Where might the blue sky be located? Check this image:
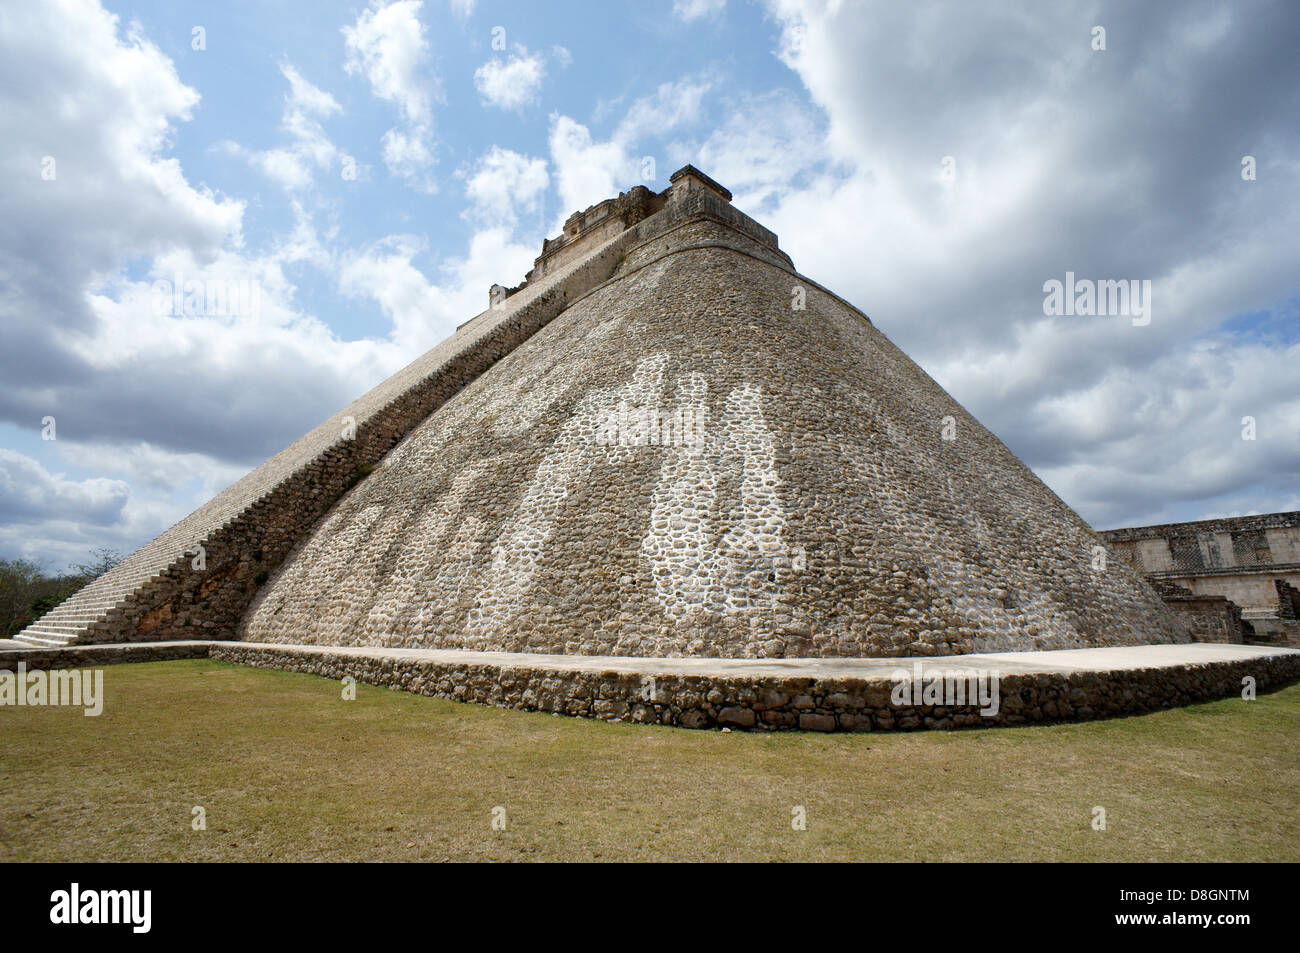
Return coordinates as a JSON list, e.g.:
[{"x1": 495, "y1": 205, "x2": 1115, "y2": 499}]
[{"x1": 1, "y1": 0, "x2": 1297, "y2": 571}]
